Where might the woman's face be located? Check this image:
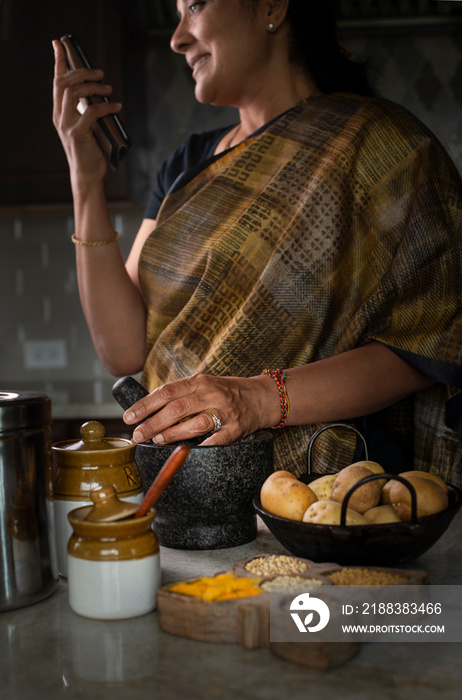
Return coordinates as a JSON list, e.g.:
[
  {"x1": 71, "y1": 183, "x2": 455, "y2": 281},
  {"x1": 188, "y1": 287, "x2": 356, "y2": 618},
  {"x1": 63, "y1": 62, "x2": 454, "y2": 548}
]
[{"x1": 170, "y1": 0, "x2": 273, "y2": 107}]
